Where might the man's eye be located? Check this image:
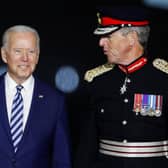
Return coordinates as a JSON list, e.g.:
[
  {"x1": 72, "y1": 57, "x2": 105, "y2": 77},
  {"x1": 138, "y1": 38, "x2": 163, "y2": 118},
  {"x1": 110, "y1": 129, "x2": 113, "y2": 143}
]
[
  {"x1": 29, "y1": 50, "x2": 35, "y2": 54},
  {"x1": 14, "y1": 50, "x2": 21, "y2": 54}
]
